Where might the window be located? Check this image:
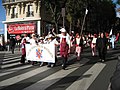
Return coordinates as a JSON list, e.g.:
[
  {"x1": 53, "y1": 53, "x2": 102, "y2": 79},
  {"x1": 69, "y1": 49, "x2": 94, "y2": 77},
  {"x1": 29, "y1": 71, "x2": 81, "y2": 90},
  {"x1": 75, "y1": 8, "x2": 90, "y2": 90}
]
[
  {"x1": 11, "y1": 7, "x2": 18, "y2": 18},
  {"x1": 26, "y1": 5, "x2": 34, "y2": 17}
]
